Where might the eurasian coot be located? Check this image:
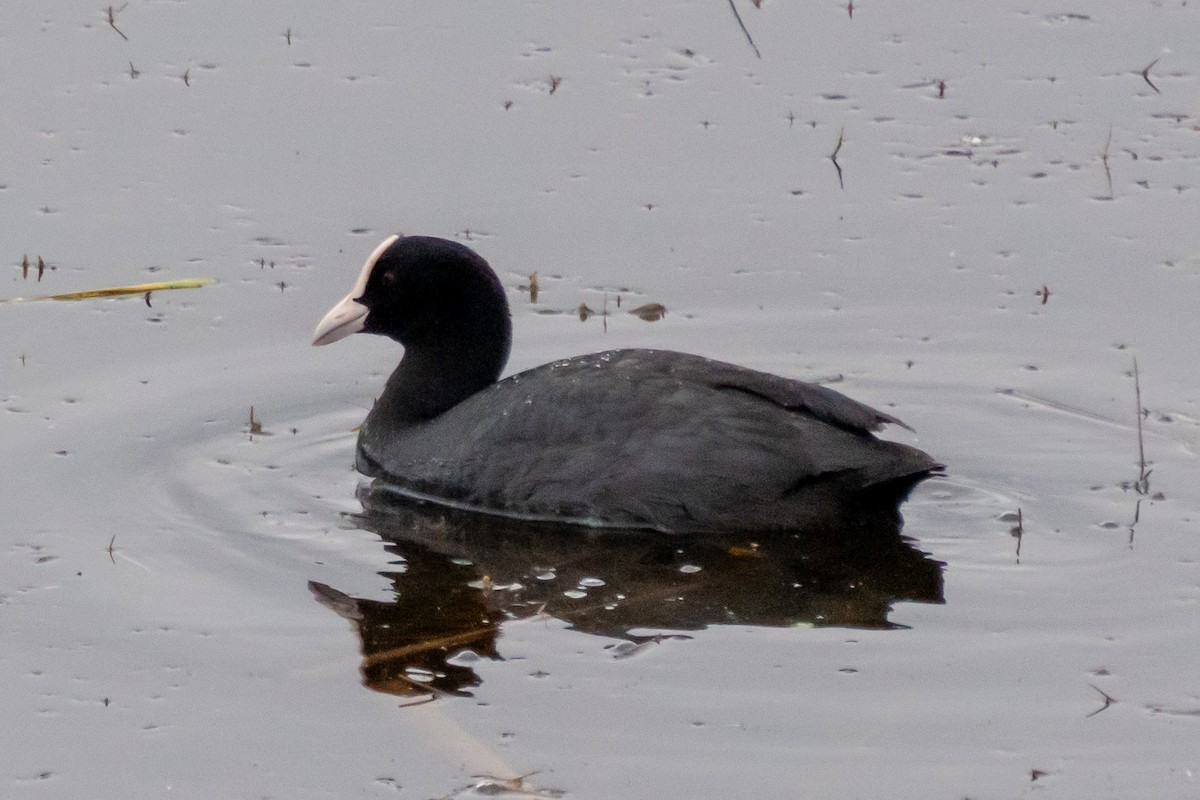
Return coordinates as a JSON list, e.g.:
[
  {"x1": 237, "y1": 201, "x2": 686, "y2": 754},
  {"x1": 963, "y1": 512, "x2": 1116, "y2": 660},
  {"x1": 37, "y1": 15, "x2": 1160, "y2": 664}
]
[{"x1": 313, "y1": 234, "x2": 940, "y2": 533}]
